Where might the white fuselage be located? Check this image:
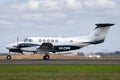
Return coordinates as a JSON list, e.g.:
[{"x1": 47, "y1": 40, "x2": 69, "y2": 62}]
[
  {"x1": 6, "y1": 36, "x2": 91, "y2": 53},
  {"x1": 6, "y1": 23, "x2": 114, "y2": 54}
]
